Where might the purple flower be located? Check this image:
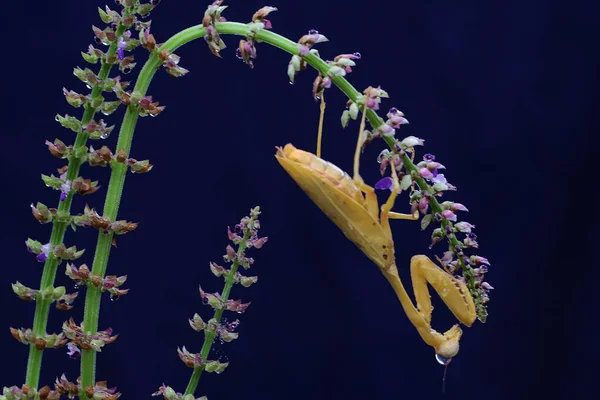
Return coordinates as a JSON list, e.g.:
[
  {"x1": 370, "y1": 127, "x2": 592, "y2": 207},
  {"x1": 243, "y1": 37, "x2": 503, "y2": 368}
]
[
  {"x1": 378, "y1": 123, "x2": 395, "y2": 137},
  {"x1": 441, "y1": 210, "x2": 457, "y2": 222},
  {"x1": 36, "y1": 243, "x2": 52, "y2": 263},
  {"x1": 60, "y1": 181, "x2": 71, "y2": 202},
  {"x1": 299, "y1": 45, "x2": 310, "y2": 56},
  {"x1": 419, "y1": 168, "x2": 434, "y2": 179},
  {"x1": 431, "y1": 174, "x2": 447, "y2": 185},
  {"x1": 451, "y1": 203, "x2": 469, "y2": 212},
  {"x1": 375, "y1": 177, "x2": 394, "y2": 191},
  {"x1": 441, "y1": 251, "x2": 454, "y2": 264},
  {"x1": 365, "y1": 97, "x2": 378, "y2": 110},
  {"x1": 400, "y1": 136, "x2": 424, "y2": 147},
  {"x1": 454, "y1": 221, "x2": 475, "y2": 233},
  {"x1": 67, "y1": 342, "x2": 81, "y2": 359},
  {"x1": 117, "y1": 37, "x2": 127, "y2": 61},
  {"x1": 471, "y1": 255, "x2": 490, "y2": 265},
  {"x1": 418, "y1": 197, "x2": 429, "y2": 214}
]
